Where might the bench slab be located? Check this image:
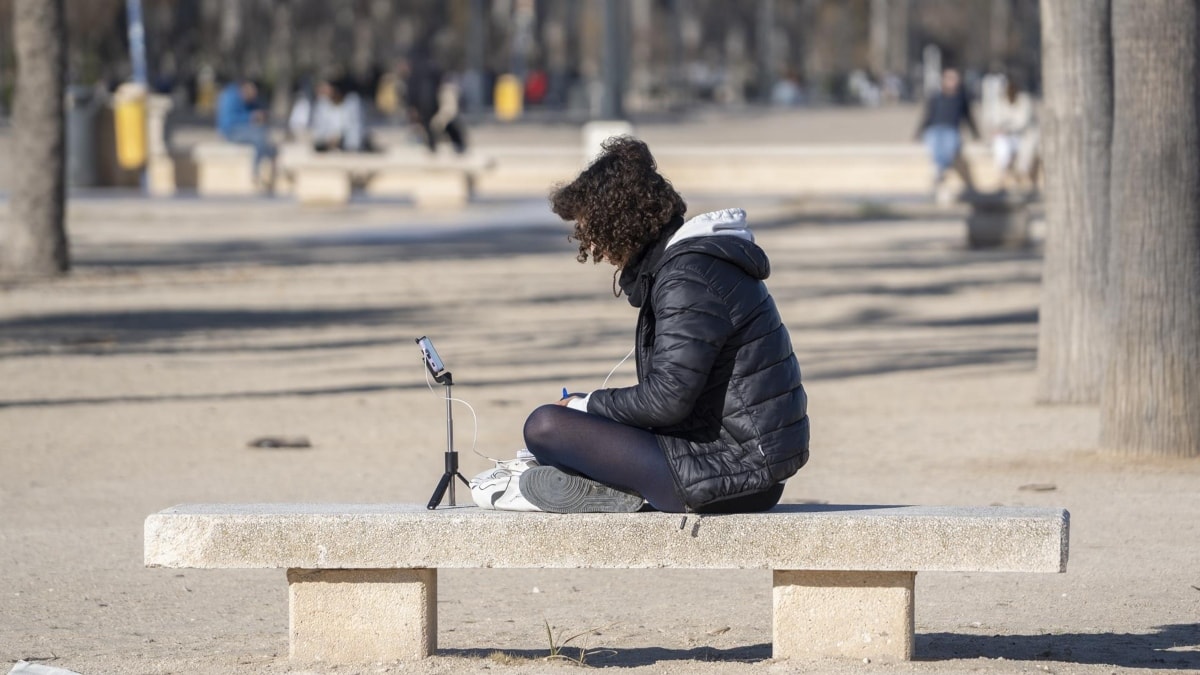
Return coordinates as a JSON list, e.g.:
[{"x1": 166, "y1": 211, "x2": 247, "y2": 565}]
[
  {"x1": 278, "y1": 148, "x2": 492, "y2": 208},
  {"x1": 145, "y1": 504, "x2": 1068, "y2": 663},
  {"x1": 145, "y1": 503, "x2": 1068, "y2": 572}
]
